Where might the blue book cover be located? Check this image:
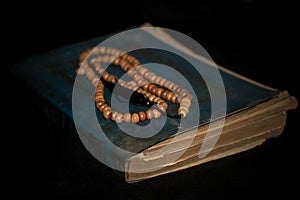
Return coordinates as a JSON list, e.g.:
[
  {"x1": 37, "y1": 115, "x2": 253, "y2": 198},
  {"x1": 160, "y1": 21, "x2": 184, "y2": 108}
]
[{"x1": 10, "y1": 25, "x2": 297, "y2": 180}]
